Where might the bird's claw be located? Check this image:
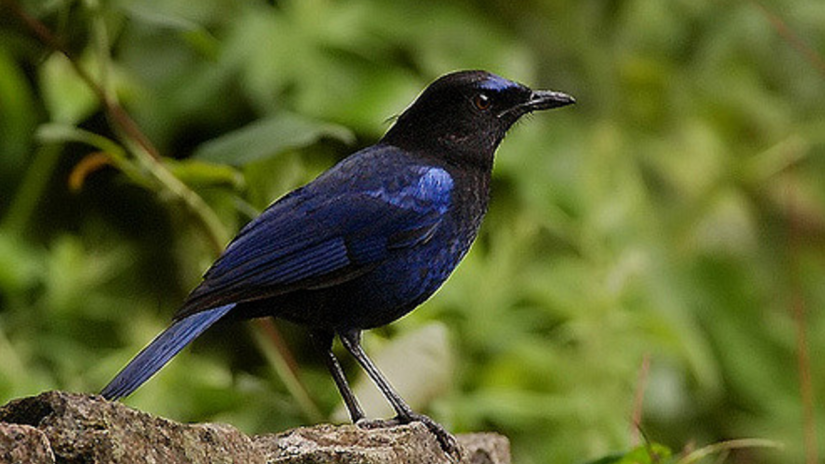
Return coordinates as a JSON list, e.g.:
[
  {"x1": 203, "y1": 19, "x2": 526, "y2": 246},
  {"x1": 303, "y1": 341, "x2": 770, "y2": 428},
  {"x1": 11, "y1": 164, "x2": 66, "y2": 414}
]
[
  {"x1": 356, "y1": 416, "x2": 403, "y2": 429},
  {"x1": 356, "y1": 413, "x2": 461, "y2": 462}
]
